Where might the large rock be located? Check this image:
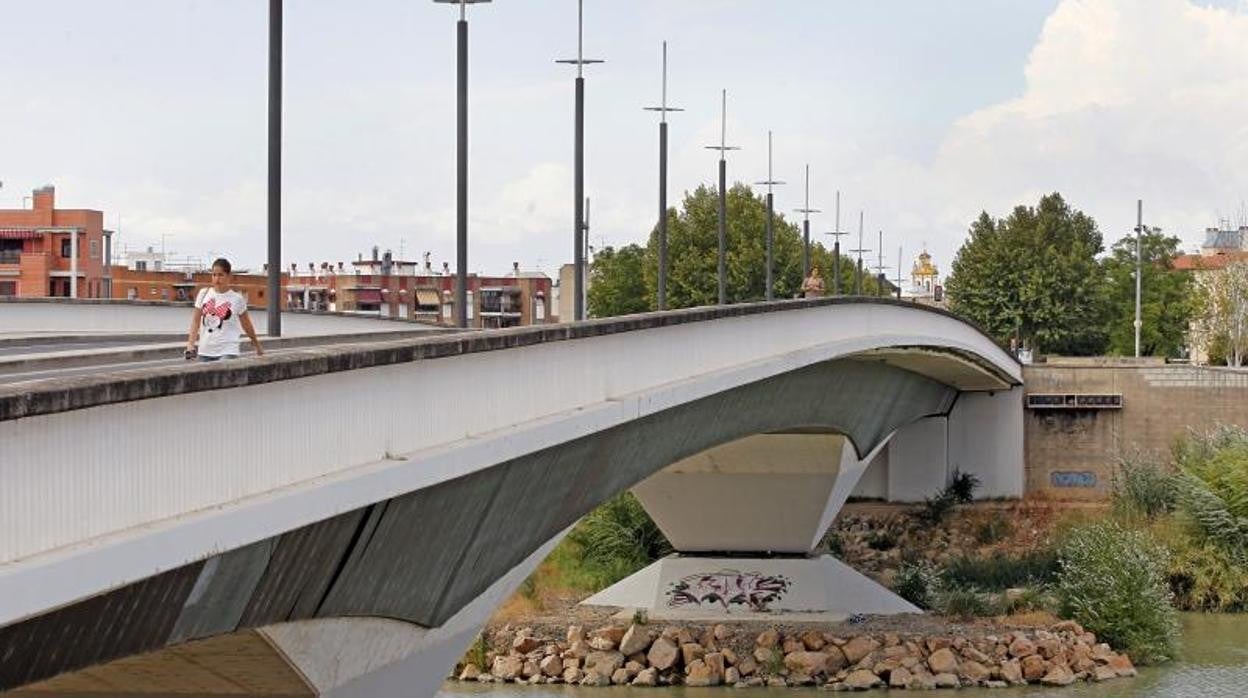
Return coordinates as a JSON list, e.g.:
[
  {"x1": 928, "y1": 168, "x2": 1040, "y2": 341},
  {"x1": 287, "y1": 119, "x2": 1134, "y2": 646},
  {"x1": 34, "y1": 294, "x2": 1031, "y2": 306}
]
[
  {"x1": 1008, "y1": 636, "x2": 1037, "y2": 658},
  {"x1": 799, "y1": 630, "x2": 827, "y2": 651},
  {"x1": 714, "y1": 624, "x2": 732, "y2": 643},
  {"x1": 540, "y1": 655, "x2": 562, "y2": 678},
  {"x1": 889, "y1": 666, "x2": 913, "y2": 688},
  {"x1": 1108, "y1": 654, "x2": 1137, "y2": 677},
  {"x1": 1021, "y1": 654, "x2": 1049, "y2": 682},
  {"x1": 927, "y1": 648, "x2": 959, "y2": 674},
  {"x1": 825, "y1": 645, "x2": 849, "y2": 672},
  {"x1": 1040, "y1": 664, "x2": 1076, "y2": 686},
  {"x1": 844, "y1": 669, "x2": 882, "y2": 689},
  {"x1": 725, "y1": 667, "x2": 741, "y2": 684},
  {"x1": 704, "y1": 652, "x2": 727, "y2": 682},
  {"x1": 581, "y1": 670, "x2": 611, "y2": 687},
  {"x1": 682, "y1": 642, "x2": 707, "y2": 666},
  {"x1": 647, "y1": 637, "x2": 680, "y2": 671},
  {"x1": 784, "y1": 651, "x2": 829, "y2": 677},
  {"x1": 933, "y1": 672, "x2": 960, "y2": 688},
  {"x1": 783, "y1": 637, "x2": 807, "y2": 655},
  {"x1": 737, "y1": 656, "x2": 759, "y2": 677},
  {"x1": 999, "y1": 658, "x2": 1024, "y2": 685},
  {"x1": 1051, "y1": 620, "x2": 1084, "y2": 635},
  {"x1": 513, "y1": 634, "x2": 543, "y2": 654},
  {"x1": 685, "y1": 659, "x2": 720, "y2": 687},
  {"x1": 590, "y1": 626, "x2": 627, "y2": 646},
  {"x1": 756, "y1": 629, "x2": 780, "y2": 648},
  {"x1": 589, "y1": 636, "x2": 617, "y2": 651},
  {"x1": 562, "y1": 667, "x2": 583, "y2": 684},
  {"x1": 459, "y1": 664, "x2": 481, "y2": 681},
  {"x1": 619, "y1": 625, "x2": 652, "y2": 656},
  {"x1": 1093, "y1": 665, "x2": 1117, "y2": 682},
  {"x1": 959, "y1": 660, "x2": 990, "y2": 683},
  {"x1": 585, "y1": 650, "x2": 625, "y2": 676},
  {"x1": 633, "y1": 667, "x2": 659, "y2": 686},
  {"x1": 566, "y1": 625, "x2": 585, "y2": 644},
  {"x1": 491, "y1": 655, "x2": 524, "y2": 682},
  {"x1": 842, "y1": 637, "x2": 881, "y2": 665}
]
